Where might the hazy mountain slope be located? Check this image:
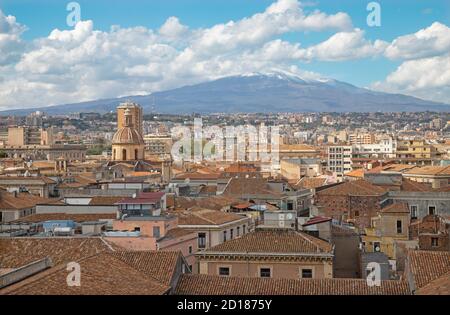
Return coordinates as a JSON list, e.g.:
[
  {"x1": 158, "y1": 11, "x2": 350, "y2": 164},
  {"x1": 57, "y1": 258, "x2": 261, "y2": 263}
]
[{"x1": 3, "y1": 72, "x2": 449, "y2": 115}]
